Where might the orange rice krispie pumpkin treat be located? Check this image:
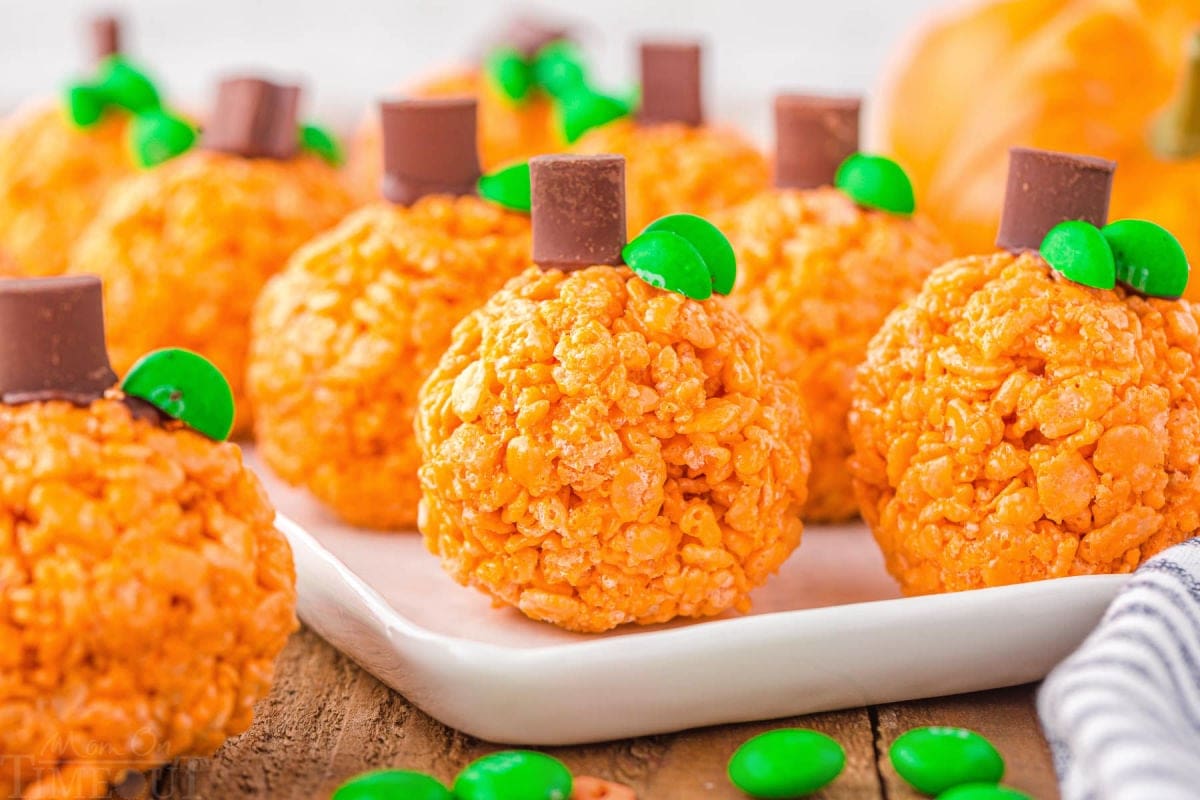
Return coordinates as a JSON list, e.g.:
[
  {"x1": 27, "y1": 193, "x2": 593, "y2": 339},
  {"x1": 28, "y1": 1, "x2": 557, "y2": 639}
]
[
  {"x1": 712, "y1": 95, "x2": 953, "y2": 521},
  {"x1": 345, "y1": 17, "x2": 572, "y2": 202},
  {"x1": 416, "y1": 155, "x2": 810, "y2": 632},
  {"x1": 571, "y1": 42, "x2": 769, "y2": 235},
  {"x1": 850, "y1": 148, "x2": 1200, "y2": 595},
  {"x1": 0, "y1": 17, "x2": 194, "y2": 278},
  {"x1": 0, "y1": 276, "x2": 296, "y2": 799},
  {"x1": 249, "y1": 98, "x2": 531, "y2": 529},
  {"x1": 69, "y1": 76, "x2": 353, "y2": 436}
]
